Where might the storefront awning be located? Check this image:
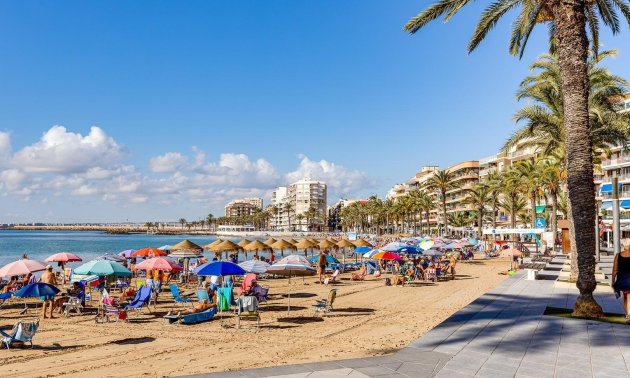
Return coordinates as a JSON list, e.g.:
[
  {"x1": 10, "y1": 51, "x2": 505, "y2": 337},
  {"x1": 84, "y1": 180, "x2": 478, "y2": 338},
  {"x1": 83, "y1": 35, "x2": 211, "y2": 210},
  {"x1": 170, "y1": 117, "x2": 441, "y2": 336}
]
[
  {"x1": 601, "y1": 202, "x2": 613, "y2": 210},
  {"x1": 600, "y1": 183, "x2": 622, "y2": 194}
]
